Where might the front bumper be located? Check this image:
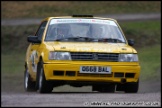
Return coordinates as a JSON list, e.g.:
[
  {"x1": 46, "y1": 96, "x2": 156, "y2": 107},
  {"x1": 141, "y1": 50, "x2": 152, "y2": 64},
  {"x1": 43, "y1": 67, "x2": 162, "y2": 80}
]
[{"x1": 43, "y1": 61, "x2": 140, "y2": 83}]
